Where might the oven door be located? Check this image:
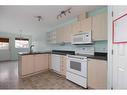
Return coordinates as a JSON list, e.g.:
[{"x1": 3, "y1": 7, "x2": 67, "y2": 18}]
[{"x1": 67, "y1": 56, "x2": 87, "y2": 77}]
